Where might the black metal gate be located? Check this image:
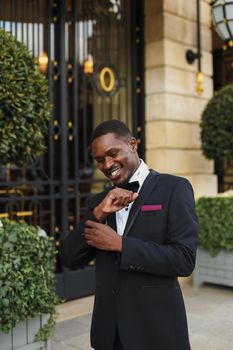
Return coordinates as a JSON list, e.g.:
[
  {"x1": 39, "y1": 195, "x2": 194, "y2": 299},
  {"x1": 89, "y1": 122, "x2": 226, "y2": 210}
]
[{"x1": 0, "y1": 0, "x2": 144, "y2": 299}]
